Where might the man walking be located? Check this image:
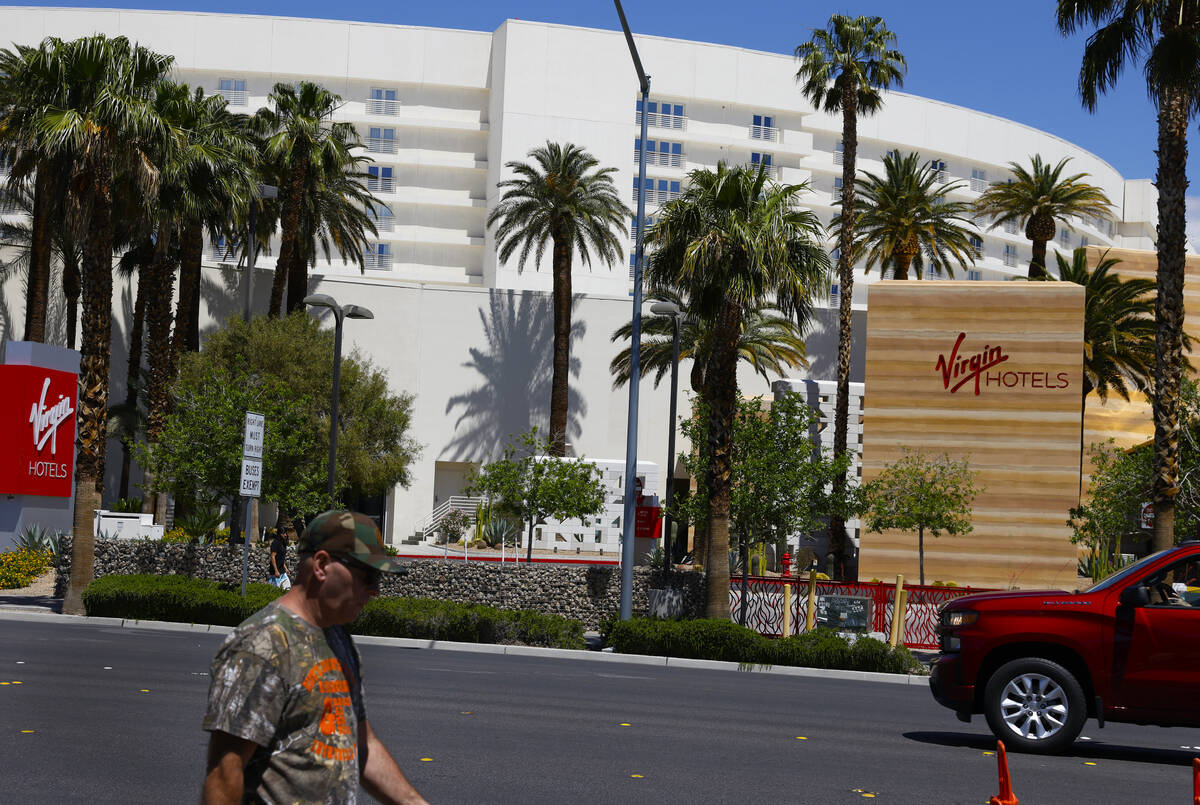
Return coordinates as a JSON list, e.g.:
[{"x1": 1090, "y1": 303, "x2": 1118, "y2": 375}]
[{"x1": 201, "y1": 510, "x2": 428, "y2": 804}]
